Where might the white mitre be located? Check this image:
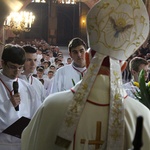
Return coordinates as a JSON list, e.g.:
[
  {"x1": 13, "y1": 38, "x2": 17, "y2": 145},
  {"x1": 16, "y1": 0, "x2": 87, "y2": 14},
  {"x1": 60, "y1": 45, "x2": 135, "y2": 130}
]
[
  {"x1": 55, "y1": 0, "x2": 149, "y2": 149},
  {"x1": 87, "y1": 0, "x2": 149, "y2": 60}
]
